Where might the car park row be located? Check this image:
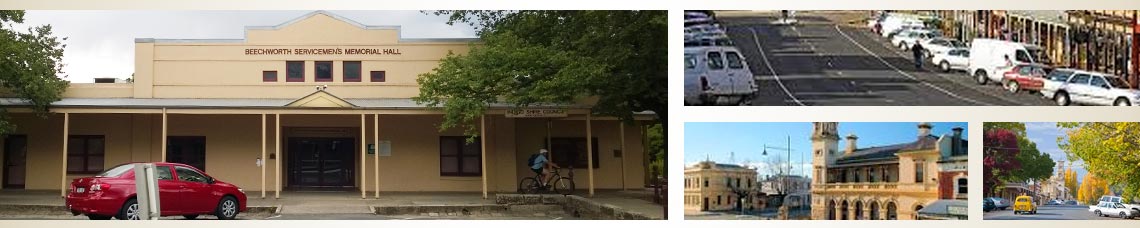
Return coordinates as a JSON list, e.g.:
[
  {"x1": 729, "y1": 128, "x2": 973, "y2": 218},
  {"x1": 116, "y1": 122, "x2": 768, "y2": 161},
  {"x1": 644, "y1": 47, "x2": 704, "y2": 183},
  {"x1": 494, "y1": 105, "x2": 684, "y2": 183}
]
[
  {"x1": 868, "y1": 12, "x2": 1140, "y2": 106},
  {"x1": 684, "y1": 11, "x2": 758, "y2": 105}
]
